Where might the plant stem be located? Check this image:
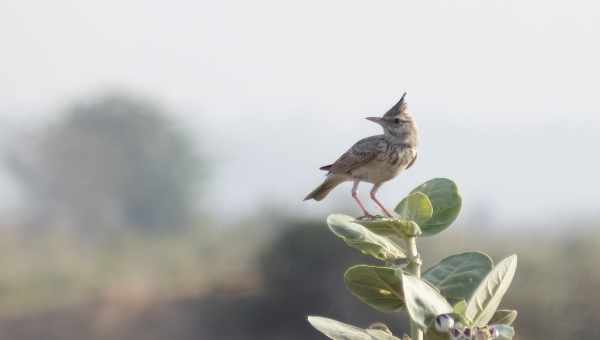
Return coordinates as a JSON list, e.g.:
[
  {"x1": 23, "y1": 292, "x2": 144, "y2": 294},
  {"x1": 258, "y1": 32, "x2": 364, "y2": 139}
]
[{"x1": 406, "y1": 236, "x2": 423, "y2": 340}]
